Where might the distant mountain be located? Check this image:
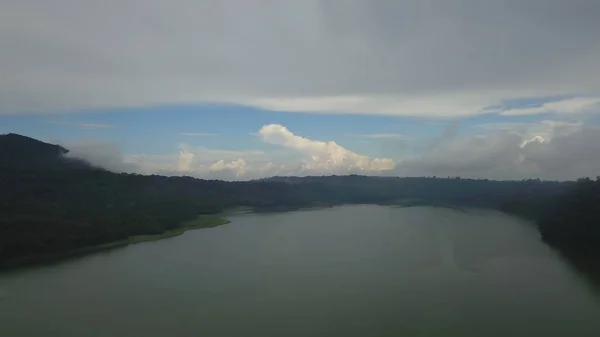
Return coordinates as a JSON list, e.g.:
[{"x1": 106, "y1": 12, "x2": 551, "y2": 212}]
[{"x1": 0, "y1": 133, "x2": 94, "y2": 170}]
